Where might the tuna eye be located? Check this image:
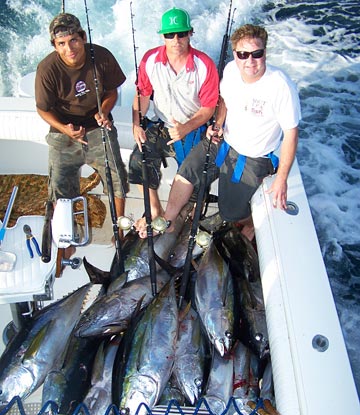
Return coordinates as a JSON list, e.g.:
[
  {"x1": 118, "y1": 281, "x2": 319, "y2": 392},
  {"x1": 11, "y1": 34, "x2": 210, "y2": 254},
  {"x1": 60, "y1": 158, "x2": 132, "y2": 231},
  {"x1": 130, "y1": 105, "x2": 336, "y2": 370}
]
[
  {"x1": 225, "y1": 330, "x2": 232, "y2": 339},
  {"x1": 194, "y1": 378, "x2": 202, "y2": 388},
  {"x1": 255, "y1": 333, "x2": 263, "y2": 342}
]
